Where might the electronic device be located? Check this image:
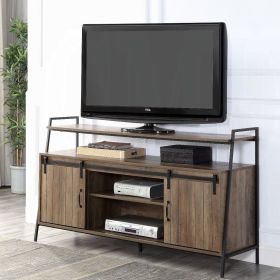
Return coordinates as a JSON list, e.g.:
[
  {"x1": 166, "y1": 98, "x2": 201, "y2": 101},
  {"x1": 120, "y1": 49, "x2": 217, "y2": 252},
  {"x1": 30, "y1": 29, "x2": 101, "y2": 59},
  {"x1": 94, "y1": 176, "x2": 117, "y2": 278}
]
[
  {"x1": 105, "y1": 215, "x2": 164, "y2": 239},
  {"x1": 114, "y1": 179, "x2": 163, "y2": 199},
  {"x1": 160, "y1": 145, "x2": 212, "y2": 164},
  {"x1": 81, "y1": 23, "x2": 227, "y2": 133}
]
